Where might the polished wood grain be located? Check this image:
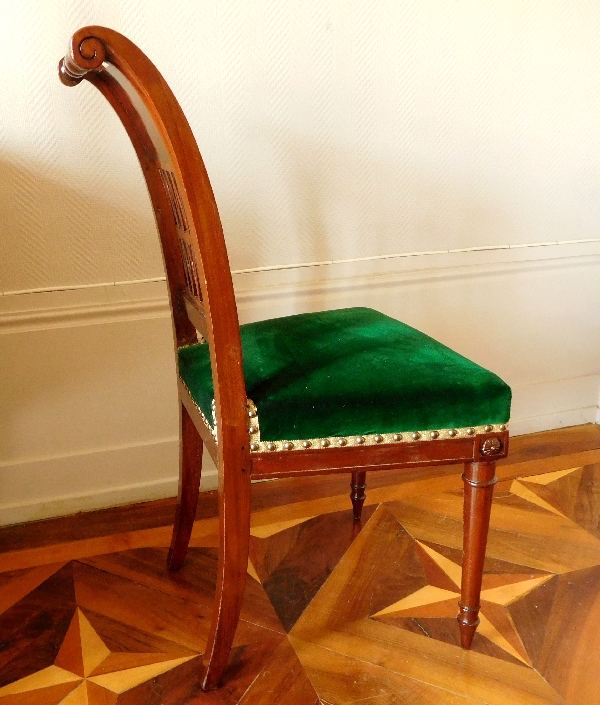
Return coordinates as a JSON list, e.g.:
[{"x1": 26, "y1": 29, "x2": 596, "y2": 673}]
[
  {"x1": 459, "y1": 461, "x2": 497, "y2": 648},
  {"x1": 2, "y1": 427, "x2": 600, "y2": 703},
  {"x1": 258, "y1": 508, "x2": 376, "y2": 631},
  {"x1": 80, "y1": 548, "x2": 285, "y2": 636},
  {"x1": 59, "y1": 26, "x2": 510, "y2": 687},
  {"x1": 291, "y1": 636, "x2": 492, "y2": 705}
]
